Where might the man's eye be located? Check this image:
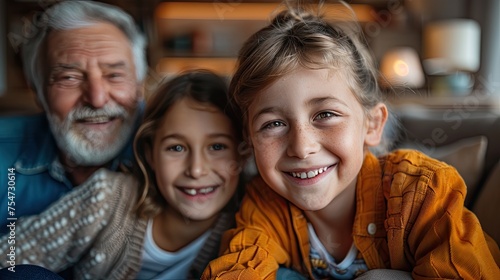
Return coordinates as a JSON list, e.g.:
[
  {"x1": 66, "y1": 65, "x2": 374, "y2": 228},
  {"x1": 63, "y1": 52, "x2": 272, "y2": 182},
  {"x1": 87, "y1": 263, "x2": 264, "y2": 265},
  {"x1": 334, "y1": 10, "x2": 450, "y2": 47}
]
[
  {"x1": 52, "y1": 74, "x2": 82, "y2": 87},
  {"x1": 210, "y1": 143, "x2": 227, "y2": 151},
  {"x1": 167, "y1": 145, "x2": 184, "y2": 152},
  {"x1": 107, "y1": 73, "x2": 125, "y2": 81}
]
